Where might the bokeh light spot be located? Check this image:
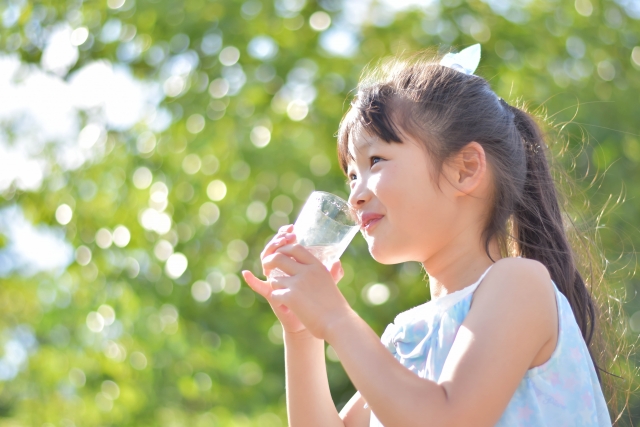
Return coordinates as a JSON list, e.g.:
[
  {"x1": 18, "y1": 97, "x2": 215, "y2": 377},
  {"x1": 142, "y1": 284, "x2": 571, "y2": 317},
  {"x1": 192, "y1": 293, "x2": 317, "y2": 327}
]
[
  {"x1": 133, "y1": 167, "x2": 153, "y2": 189},
  {"x1": 95, "y1": 228, "x2": 113, "y2": 249},
  {"x1": 130, "y1": 351, "x2": 148, "y2": 370},
  {"x1": 107, "y1": 0, "x2": 126, "y2": 9},
  {"x1": 362, "y1": 283, "x2": 390, "y2": 305},
  {"x1": 186, "y1": 114, "x2": 205, "y2": 134},
  {"x1": 182, "y1": 153, "x2": 202, "y2": 174},
  {"x1": 154, "y1": 239, "x2": 174, "y2": 261},
  {"x1": 150, "y1": 182, "x2": 169, "y2": 202},
  {"x1": 309, "y1": 11, "x2": 331, "y2": 31},
  {"x1": 207, "y1": 271, "x2": 226, "y2": 293},
  {"x1": 70, "y1": 27, "x2": 89, "y2": 46},
  {"x1": 597, "y1": 60, "x2": 615, "y2": 81},
  {"x1": 223, "y1": 274, "x2": 241, "y2": 294},
  {"x1": 286, "y1": 100, "x2": 308, "y2": 121},
  {"x1": 227, "y1": 239, "x2": 249, "y2": 262},
  {"x1": 246, "y1": 201, "x2": 268, "y2": 223},
  {"x1": 55, "y1": 204, "x2": 73, "y2": 225},
  {"x1": 164, "y1": 75, "x2": 186, "y2": 97},
  {"x1": 575, "y1": 0, "x2": 593, "y2": 16},
  {"x1": 75, "y1": 245, "x2": 92, "y2": 266},
  {"x1": 199, "y1": 202, "x2": 220, "y2": 225},
  {"x1": 191, "y1": 280, "x2": 212, "y2": 302},
  {"x1": 101, "y1": 380, "x2": 120, "y2": 400},
  {"x1": 208, "y1": 78, "x2": 230, "y2": 98},
  {"x1": 112, "y1": 225, "x2": 131, "y2": 247},
  {"x1": 248, "y1": 36, "x2": 279, "y2": 60},
  {"x1": 86, "y1": 311, "x2": 105, "y2": 333},
  {"x1": 194, "y1": 372, "x2": 213, "y2": 391},
  {"x1": 207, "y1": 180, "x2": 227, "y2": 201},
  {"x1": 201, "y1": 155, "x2": 220, "y2": 175},
  {"x1": 250, "y1": 126, "x2": 271, "y2": 148},
  {"x1": 272, "y1": 194, "x2": 293, "y2": 215},
  {"x1": 219, "y1": 46, "x2": 240, "y2": 66},
  {"x1": 98, "y1": 304, "x2": 116, "y2": 326},
  {"x1": 165, "y1": 252, "x2": 188, "y2": 278},
  {"x1": 136, "y1": 132, "x2": 157, "y2": 154}
]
